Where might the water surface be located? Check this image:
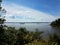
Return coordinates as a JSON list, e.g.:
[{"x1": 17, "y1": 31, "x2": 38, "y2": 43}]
[{"x1": 4, "y1": 22, "x2": 60, "y2": 40}]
